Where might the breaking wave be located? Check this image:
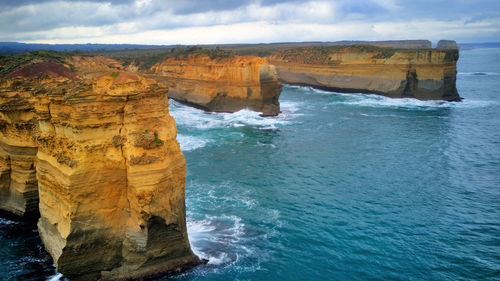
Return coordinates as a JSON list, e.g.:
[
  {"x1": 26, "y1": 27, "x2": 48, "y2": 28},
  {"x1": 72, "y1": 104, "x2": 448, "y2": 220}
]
[
  {"x1": 184, "y1": 181, "x2": 283, "y2": 277},
  {"x1": 46, "y1": 273, "x2": 63, "y2": 281},
  {"x1": 0, "y1": 217, "x2": 16, "y2": 225},
  {"x1": 169, "y1": 99, "x2": 299, "y2": 131},
  {"x1": 176, "y1": 134, "x2": 210, "y2": 151},
  {"x1": 283, "y1": 84, "x2": 496, "y2": 110},
  {"x1": 333, "y1": 93, "x2": 498, "y2": 109}
]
